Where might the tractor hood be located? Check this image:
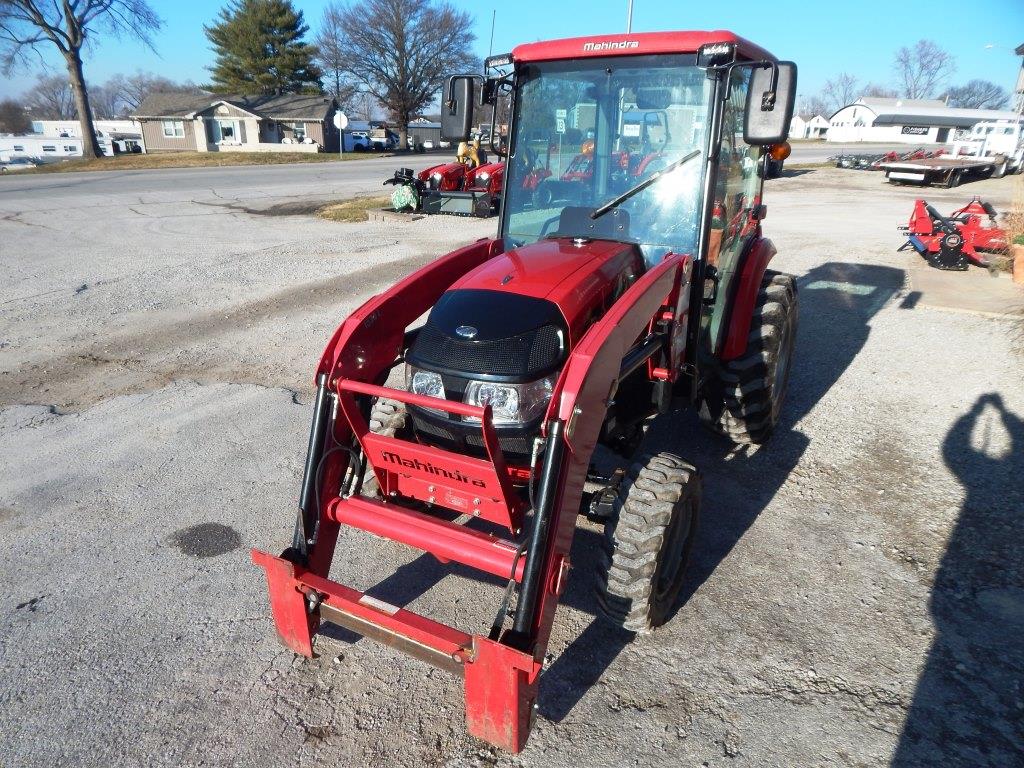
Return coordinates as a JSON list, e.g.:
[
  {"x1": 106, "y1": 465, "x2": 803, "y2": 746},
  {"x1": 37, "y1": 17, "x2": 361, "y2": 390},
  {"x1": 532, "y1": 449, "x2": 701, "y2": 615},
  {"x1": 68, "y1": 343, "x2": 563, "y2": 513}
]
[{"x1": 446, "y1": 237, "x2": 642, "y2": 342}]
